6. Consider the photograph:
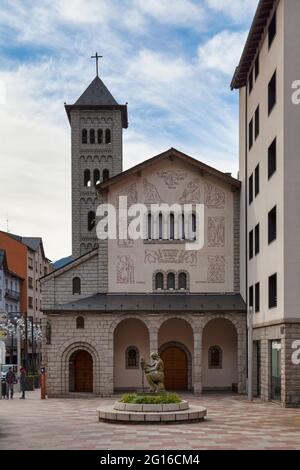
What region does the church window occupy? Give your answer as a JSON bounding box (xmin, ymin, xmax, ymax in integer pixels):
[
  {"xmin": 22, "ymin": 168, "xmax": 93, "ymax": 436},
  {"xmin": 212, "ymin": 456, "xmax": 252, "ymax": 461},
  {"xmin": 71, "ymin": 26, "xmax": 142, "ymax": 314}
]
[
  {"xmin": 147, "ymin": 213, "xmax": 152, "ymax": 239},
  {"xmin": 158, "ymin": 213, "xmax": 163, "ymax": 240},
  {"xmin": 126, "ymin": 346, "xmax": 139, "ymax": 369},
  {"xmin": 76, "ymin": 316, "xmax": 84, "ymax": 329},
  {"xmin": 84, "ymin": 169, "xmax": 91, "ymax": 187},
  {"xmin": 169, "ymin": 213, "xmax": 175, "ymax": 240},
  {"xmin": 189, "ymin": 213, "xmax": 196, "ymax": 240},
  {"xmin": 72, "ymin": 277, "xmax": 81, "ymax": 295},
  {"xmin": 93, "ymin": 169, "xmax": 100, "ymax": 186},
  {"xmin": 167, "ymin": 272, "xmax": 175, "ymax": 290},
  {"xmin": 103, "ymin": 169, "xmax": 110, "ymax": 181},
  {"xmin": 90, "ymin": 129, "xmax": 95, "ymax": 144},
  {"xmin": 155, "ymin": 272, "xmax": 164, "ymax": 290},
  {"xmin": 181, "ymin": 214, "xmax": 185, "ymax": 239},
  {"xmin": 178, "ymin": 272, "xmax": 187, "ymax": 290},
  {"xmin": 208, "ymin": 346, "xmax": 222, "ymax": 369},
  {"xmin": 82, "ymin": 129, "xmax": 87, "ymax": 144},
  {"xmin": 97, "ymin": 129, "xmax": 103, "ymax": 144},
  {"xmin": 105, "ymin": 129, "xmax": 111, "ymax": 144},
  {"xmin": 88, "ymin": 211, "xmax": 96, "ymax": 231}
]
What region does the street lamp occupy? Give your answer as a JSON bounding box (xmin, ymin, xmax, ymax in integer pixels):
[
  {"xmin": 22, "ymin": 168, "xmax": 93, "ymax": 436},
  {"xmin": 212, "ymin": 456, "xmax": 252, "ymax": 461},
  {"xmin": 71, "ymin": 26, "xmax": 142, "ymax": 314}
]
[{"xmin": 247, "ymin": 305, "xmax": 254, "ymax": 401}]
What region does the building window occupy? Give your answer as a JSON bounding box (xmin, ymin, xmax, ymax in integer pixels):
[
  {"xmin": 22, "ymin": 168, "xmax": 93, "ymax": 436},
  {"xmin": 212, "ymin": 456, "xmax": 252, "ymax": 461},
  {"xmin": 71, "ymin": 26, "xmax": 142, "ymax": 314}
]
[
  {"xmin": 268, "ymin": 138, "xmax": 277, "ymax": 179},
  {"xmin": 255, "ymin": 282, "xmax": 260, "ymax": 313},
  {"xmin": 89, "ymin": 129, "xmax": 95, "ymax": 144},
  {"xmin": 255, "ymin": 55, "xmax": 259, "ymax": 80},
  {"xmin": 249, "ymin": 69, "xmax": 253, "ymax": 94},
  {"xmin": 84, "ymin": 169, "xmax": 91, "ymax": 187},
  {"xmin": 268, "ymin": 10, "xmax": 276, "ymax": 49},
  {"xmin": 268, "ymin": 206, "xmax": 277, "ymax": 244},
  {"xmin": 249, "ymin": 230, "xmax": 254, "ymax": 260},
  {"xmin": 255, "ymin": 106, "xmax": 260, "ymax": 139},
  {"xmin": 72, "ymin": 277, "xmax": 81, "ymax": 295},
  {"xmin": 44, "ymin": 266, "xmax": 48, "ymax": 276},
  {"xmin": 249, "ymin": 118, "xmax": 253, "ymax": 149},
  {"xmin": 105, "ymin": 129, "xmax": 111, "ymax": 144},
  {"xmin": 76, "ymin": 316, "xmax": 84, "ymax": 329},
  {"xmin": 147, "ymin": 213, "xmax": 152, "ymax": 240},
  {"xmin": 255, "ymin": 223, "xmax": 260, "ymax": 255},
  {"xmin": 255, "ymin": 164, "xmax": 259, "ymax": 197},
  {"xmin": 82, "ymin": 129, "xmax": 87, "ymax": 144},
  {"xmin": 167, "ymin": 272, "xmax": 175, "ymax": 290},
  {"xmin": 158, "ymin": 213, "xmax": 163, "ymax": 240},
  {"xmin": 169, "ymin": 213, "xmax": 175, "ymax": 240},
  {"xmin": 97, "ymin": 129, "xmax": 103, "ymax": 144},
  {"xmin": 178, "ymin": 272, "xmax": 187, "ymax": 290},
  {"xmin": 28, "ymin": 257, "xmax": 33, "ymax": 269},
  {"xmin": 208, "ymin": 346, "xmax": 222, "ymax": 369},
  {"xmin": 269, "ymin": 273, "xmax": 277, "ymax": 309},
  {"xmin": 88, "ymin": 211, "xmax": 96, "ymax": 231},
  {"xmin": 102, "ymin": 169, "xmax": 110, "ymax": 181},
  {"xmin": 28, "ymin": 277, "xmax": 33, "ymax": 289},
  {"xmin": 268, "ymin": 71, "xmax": 276, "ymax": 114},
  {"xmin": 155, "ymin": 272, "xmax": 164, "ymax": 290},
  {"xmin": 249, "ymin": 174, "xmax": 253, "ymax": 205},
  {"xmin": 93, "ymin": 169, "xmax": 100, "ymax": 186},
  {"xmin": 191, "ymin": 213, "xmax": 196, "ymax": 240},
  {"xmin": 28, "ymin": 296, "xmax": 33, "ymax": 309},
  {"xmin": 126, "ymin": 346, "xmax": 139, "ymax": 369},
  {"xmin": 249, "ymin": 285, "xmax": 254, "ymax": 308}
]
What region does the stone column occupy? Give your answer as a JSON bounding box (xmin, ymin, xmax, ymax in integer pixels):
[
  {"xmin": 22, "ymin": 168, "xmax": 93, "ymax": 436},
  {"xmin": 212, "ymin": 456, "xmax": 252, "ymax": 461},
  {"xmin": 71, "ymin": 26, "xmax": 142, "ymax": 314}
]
[
  {"xmin": 193, "ymin": 316, "xmax": 203, "ymax": 395},
  {"xmin": 237, "ymin": 316, "xmax": 247, "ymax": 394},
  {"xmin": 99, "ymin": 316, "xmax": 114, "ymax": 396}
]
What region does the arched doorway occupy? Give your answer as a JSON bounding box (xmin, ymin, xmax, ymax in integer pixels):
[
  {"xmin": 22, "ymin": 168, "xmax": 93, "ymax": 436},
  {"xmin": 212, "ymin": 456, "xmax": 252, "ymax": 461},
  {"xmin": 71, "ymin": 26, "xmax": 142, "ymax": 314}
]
[
  {"xmin": 202, "ymin": 318, "xmax": 238, "ymax": 391},
  {"xmin": 158, "ymin": 318, "xmax": 193, "ymax": 391},
  {"xmin": 161, "ymin": 345, "xmax": 188, "ymax": 390},
  {"xmin": 69, "ymin": 350, "xmax": 93, "ymax": 393}
]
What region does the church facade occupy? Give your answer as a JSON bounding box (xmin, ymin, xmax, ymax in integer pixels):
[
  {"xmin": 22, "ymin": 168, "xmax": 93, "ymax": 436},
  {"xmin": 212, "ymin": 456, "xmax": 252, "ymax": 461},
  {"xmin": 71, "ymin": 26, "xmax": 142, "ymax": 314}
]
[{"xmin": 41, "ymin": 76, "xmax": 247, "ymax": 397}]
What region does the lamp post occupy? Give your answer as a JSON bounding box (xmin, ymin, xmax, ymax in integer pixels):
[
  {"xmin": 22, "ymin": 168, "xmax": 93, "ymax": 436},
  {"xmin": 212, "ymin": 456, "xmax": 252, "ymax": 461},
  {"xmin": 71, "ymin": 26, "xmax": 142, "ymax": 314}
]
[{"xmin": 247, "ymin": 306, "xmax": 254, "ymax": 401}]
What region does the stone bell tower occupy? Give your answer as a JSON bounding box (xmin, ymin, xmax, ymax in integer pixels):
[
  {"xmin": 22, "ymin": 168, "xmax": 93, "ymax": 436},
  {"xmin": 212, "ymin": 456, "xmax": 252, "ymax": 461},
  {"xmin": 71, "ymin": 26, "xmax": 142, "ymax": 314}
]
[{"xmin": 65, "ymin": 62, "xmax": 128, "ymax": 258}]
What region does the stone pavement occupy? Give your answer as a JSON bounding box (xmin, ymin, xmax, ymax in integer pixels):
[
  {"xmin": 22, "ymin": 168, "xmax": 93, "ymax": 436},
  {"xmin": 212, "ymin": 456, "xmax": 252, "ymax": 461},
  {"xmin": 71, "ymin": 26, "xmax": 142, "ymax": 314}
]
[{"xmin": 1, "ymin": 391, "xmax": 300, "ymax": 450}]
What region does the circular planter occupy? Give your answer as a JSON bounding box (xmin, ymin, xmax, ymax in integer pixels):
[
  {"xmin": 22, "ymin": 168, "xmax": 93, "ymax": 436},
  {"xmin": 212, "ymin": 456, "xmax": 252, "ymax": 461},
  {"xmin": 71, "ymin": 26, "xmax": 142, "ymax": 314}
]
[{"xmin": 113, "ymin": 400, "xmax": 189, "ymax": 412}]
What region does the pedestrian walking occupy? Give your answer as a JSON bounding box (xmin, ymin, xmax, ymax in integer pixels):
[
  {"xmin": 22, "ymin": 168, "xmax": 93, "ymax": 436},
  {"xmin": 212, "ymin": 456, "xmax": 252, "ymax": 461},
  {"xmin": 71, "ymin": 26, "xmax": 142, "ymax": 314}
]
[
  {"xmin": 5, "ymin": 367, "xmax": 15, "ymax": 399},
  {"xmin": 19, "ymin": 367, "xmax": 26, "ymax": 399}
]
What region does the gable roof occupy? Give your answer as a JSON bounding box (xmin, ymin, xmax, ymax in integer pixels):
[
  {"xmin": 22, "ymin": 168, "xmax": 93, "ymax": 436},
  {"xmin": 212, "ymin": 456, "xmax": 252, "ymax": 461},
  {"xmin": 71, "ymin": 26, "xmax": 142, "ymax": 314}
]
[
  {"xmin": 97, "ymin": 147, "xmax": 241, "ymax": 191},
  {"xmin": 231, "ymin": 0, "xmax": 277, "ymax": 89},
  {"xmin": 65, "ymin": 75, "xmax": 128, "ymax": 128},
  {"xmin": 1, "ymin": 232, "xmax": 47, "ymax": 259}
]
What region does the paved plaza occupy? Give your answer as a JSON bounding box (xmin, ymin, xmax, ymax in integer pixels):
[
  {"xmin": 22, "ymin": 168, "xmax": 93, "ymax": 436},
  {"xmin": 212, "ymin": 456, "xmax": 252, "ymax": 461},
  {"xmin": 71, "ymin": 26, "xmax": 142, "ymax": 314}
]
[{"xmin": 1, "ymin": 391, "xmax": 300, "ymax": 450}]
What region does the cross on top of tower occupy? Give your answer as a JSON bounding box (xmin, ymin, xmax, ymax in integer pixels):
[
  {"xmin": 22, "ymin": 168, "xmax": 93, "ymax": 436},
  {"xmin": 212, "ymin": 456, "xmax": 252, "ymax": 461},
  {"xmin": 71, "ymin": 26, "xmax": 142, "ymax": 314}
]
[{"xmin": 91, "ymin": 52, "xmax": 103, "ymax": 77}]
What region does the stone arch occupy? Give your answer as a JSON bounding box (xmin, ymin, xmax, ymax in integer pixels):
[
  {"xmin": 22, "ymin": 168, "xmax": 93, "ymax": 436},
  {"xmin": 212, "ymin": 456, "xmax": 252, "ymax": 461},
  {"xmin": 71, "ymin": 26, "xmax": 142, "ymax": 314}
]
[
  {"xmin": 159, "ymin": 341, "xmax": 193, "ymax": 390},
  {"xmin": 113, "ymin": 317, "xmax": 150, "ymax": 391},
  {"xmin": 202, "ymin": 316, "xmax": 238, "ymax": 391},
  {"xmin": 60, "ymin": 340, "xmax": 100, "ymax": 395}
]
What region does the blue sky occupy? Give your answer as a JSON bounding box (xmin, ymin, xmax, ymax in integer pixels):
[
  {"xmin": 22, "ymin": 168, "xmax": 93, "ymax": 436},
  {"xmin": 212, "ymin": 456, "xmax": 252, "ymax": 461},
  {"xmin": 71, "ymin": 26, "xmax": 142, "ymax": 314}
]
[{"xmin": 0, "ymin": 0, "xmax": 259, "ymax": 260}]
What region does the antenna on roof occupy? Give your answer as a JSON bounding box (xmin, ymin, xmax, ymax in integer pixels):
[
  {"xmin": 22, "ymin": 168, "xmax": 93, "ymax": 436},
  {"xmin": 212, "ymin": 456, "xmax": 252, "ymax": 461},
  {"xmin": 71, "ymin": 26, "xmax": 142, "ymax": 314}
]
[{"xmin": 6, "ymin": 213, "xmax": 10, "ymax": 233}]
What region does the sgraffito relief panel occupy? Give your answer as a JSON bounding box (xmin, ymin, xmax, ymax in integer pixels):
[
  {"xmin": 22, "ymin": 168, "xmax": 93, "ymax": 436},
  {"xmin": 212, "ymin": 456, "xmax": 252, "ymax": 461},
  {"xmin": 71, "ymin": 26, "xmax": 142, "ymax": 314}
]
[
  {"xmin": 107, "ymin": 158, "xmax": 235, "ymax": 293},
  {"xmin": 144, "ymin": 249, "xmax": 197, "ymax": 266},
  {"xmin": 208, "ymin": 217, "xmax": 225, "ymax": 247},
  {"xmin": 116, "ymin": 255, "xmax": 135, "ymax": 284}
]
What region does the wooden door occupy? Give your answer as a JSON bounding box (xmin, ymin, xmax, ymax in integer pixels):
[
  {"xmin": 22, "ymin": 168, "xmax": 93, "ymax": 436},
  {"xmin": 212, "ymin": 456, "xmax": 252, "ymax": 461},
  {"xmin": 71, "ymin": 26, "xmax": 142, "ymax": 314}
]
[
  {"xmin": 74, "ymin": 350, "xmax": 93, "ymax": 393},
  {"xmin": 161, "ymin": 347, "xmax": 188, "ymax": 390}
]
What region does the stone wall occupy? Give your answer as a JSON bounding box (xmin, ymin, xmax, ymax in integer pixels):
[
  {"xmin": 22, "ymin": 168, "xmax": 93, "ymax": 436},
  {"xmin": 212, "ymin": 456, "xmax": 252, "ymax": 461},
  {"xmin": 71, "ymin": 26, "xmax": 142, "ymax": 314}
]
[
  {"xmin": 42, "ymin": 311, "xmax": 247, "ymax": 397},
  {"xmin": 253, "ymin": 322, "xmax": 300, "ymax": 407}
]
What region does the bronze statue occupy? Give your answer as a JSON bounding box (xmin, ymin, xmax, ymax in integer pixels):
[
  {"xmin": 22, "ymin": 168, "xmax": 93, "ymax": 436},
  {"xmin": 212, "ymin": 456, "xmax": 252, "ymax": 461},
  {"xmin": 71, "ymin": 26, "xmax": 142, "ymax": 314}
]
[{"xmin": 141, "ymin": 352, "xmax": 165, "ymax": 392}]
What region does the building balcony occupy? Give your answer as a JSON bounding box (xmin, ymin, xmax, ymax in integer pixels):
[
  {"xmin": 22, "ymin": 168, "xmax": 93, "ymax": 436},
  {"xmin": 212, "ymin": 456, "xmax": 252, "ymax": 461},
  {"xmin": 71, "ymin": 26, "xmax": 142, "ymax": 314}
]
[{"xmin": 5, "ymin": 289, "xmax": 20, "ymax": 301}]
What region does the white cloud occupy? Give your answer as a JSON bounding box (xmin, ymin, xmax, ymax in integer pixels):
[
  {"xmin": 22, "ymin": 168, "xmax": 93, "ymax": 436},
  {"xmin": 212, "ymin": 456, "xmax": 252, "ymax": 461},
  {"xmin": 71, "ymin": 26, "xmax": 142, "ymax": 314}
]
[
  {"xmin": 135, "ymin": 0, "xmax": 205, "ymax": 28},
  {"xmin": 198, "ymin": 30, "xmax": 247, "ymax": 75},
  {"xmin": 206, "ymin": 0, "xmax": 259, "ymax": 22}
]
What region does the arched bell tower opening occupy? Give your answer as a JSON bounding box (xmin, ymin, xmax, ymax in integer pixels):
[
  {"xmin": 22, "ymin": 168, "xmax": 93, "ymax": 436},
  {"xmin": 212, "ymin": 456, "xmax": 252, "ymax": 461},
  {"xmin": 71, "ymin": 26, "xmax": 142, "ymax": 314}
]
[{"xmin": 65, "ymin": 72, "xmax": 128, "ymax": 258}]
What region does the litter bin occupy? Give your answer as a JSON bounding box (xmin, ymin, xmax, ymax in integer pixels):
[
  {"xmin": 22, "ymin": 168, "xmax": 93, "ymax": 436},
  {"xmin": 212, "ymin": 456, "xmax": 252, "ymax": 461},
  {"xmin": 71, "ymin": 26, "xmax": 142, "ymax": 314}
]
[{"xmin": 1, "ymin": 380, "xmax": 6, "ymax": 399}]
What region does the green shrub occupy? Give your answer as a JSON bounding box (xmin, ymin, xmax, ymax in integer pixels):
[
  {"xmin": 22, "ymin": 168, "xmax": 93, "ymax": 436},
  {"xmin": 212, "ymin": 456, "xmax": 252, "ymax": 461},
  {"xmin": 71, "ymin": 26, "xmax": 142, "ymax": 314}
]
[{"xmin": 120, "ymin": 392, "xmax": 181, "ymax": 404}]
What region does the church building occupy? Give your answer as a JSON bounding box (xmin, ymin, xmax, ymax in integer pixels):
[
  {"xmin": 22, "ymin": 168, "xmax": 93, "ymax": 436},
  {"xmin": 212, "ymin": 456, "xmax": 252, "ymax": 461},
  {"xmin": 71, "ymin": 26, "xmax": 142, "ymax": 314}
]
[{"xmin": 41, "ymin": 73, "xmax": 247, "ymax": 397}]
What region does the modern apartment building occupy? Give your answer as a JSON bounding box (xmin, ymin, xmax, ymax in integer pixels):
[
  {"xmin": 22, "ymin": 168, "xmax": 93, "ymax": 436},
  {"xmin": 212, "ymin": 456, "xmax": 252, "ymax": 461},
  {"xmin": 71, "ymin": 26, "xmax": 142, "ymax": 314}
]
[{"xmin": 232, "ymin": 0, "xmax": 300, "ymax": 406}]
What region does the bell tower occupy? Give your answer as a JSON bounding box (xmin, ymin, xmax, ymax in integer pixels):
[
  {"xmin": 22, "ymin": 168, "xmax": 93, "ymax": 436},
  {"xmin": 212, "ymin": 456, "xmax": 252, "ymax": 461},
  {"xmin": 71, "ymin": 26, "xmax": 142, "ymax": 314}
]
[{"xmin": 65, "ymin": 61, "xmax": 128, "ymax": 258}]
